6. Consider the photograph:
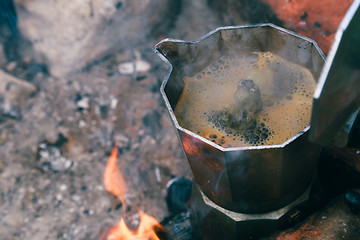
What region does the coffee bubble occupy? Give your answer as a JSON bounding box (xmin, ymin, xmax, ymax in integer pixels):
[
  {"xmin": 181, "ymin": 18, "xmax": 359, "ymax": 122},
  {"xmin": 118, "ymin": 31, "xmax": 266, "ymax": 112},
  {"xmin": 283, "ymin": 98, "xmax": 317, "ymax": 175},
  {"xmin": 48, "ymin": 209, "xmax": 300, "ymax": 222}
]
[{"xmin": 174, "ymin": 51, "xmax": 316, "ymax": 148}]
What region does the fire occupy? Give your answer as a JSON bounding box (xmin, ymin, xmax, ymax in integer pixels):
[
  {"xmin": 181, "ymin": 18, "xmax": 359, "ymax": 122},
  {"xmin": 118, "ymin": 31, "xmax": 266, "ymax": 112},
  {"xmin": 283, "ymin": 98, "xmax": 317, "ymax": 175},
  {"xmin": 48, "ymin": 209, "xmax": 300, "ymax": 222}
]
[
  {"xmin": 103, "ymin": 145, "xmax": 127, "ymax": 205},
  {"xmin": 103, "ymin": 145, "xmax": 163, "ymax": 240},
  {"xmin": 106, "ymin": 210, "xmax": 162, "ymax": 240}
]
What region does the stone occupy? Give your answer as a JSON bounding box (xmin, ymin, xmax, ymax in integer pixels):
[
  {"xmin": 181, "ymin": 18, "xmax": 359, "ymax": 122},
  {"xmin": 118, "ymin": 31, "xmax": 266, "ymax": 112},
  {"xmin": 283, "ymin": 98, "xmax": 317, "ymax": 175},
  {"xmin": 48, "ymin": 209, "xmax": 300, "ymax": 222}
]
[
  {"xmin": 118, "ymin": 60, "xmax": 151, "ymax": 75},
  {"xmin": 166, "ymin": 177, "xmax": 192, "ymax": 215},
  {"xmin": 118, "ymin": 50, "xmax": 151, "ymax": 75},
  {"xmin": 0, "ymin": 69, "xmax": 36, "ymax": 105},
  {"xmin": 76, "ymin": 95, "xmax": 90, "ymax": 111},
  {"xmin": 5, "ymin": 61, "xmax": 16, "ymax": 72},
  {"xmin": 0, "ymin": 130, "xmax": 8, "ymax": 144},
  {"xmin": 0, "ymin": 102, "xmax": 22, "ymax": 120},
  {"xmin": 114, "ymin": 133, "xmax": 130, "ymax": 153},
  {"xmin": 14, "ymin": 0, "xmax": 178, "ymax": 77},
  {"xmin": 36, "ymin": 135, "xmax": 73, "ymax": 173}
]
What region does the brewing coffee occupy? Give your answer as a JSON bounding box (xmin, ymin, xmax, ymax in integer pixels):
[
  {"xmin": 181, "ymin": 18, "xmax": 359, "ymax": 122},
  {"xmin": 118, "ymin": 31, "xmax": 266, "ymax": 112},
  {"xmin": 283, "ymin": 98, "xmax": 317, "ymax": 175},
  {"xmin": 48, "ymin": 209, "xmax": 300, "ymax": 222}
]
[{"xmin": 174, "ymin": 51, "xmax": 316, "ymax": 147}]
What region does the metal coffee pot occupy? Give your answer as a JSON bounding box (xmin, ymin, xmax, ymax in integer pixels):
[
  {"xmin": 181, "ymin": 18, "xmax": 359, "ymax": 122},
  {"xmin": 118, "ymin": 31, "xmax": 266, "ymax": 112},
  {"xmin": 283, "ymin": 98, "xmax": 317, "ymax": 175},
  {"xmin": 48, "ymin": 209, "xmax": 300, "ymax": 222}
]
[
  {"xmin": 156, "ymin": 24, "xmax": 324, "ymax": 213},
  {"xmin": 155, "ymin": 3, "xmax": 360, "ymax": 237}
]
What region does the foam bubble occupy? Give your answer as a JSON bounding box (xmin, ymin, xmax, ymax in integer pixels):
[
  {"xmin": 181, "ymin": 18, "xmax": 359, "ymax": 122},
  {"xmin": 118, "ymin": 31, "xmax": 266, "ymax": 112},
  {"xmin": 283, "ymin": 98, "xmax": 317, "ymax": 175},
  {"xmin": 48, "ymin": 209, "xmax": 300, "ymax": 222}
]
[{"xmin": 175, "ymin": 51, "xmax": 316, "ymax": 147}]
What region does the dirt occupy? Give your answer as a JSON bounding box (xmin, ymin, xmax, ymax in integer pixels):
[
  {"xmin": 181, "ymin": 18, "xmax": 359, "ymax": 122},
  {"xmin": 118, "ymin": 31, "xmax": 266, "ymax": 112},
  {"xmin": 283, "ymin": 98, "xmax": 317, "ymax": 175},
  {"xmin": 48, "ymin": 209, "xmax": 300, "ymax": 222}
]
[
  {"xmin": 0, "ymin": 1, "xmax": 358, "ymax": 239},
  {"xmin": 0, "ymin": 1, "xmax": 222, "ymax": 239}
]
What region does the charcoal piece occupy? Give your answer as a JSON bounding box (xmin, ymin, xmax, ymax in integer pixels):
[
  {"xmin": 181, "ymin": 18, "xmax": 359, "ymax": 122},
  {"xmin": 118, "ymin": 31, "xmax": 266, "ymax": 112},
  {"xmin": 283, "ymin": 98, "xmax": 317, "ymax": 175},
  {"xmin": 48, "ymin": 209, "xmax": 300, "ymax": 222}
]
[
  {"xmin": 135, "ymin": 75, "xmax": 147, "ymax": 81},
  {"xmin": 115, "ymin": 1, "xmax": 122, "ymax": 9},
  {"xmin": 159, "ymin": 211, "xmax": 192, "ymax": 240},
  {"xmin": 166, "ymin": 177, "xmax": 192, "ymax": 215},
  {"xmin": 142, "ymin": 110, "xmax": 162, "ymax": 138},
  {"xmin": 345, "ymin": 189, "xmax": 360, "ymax": 213},
  {"xmin": 99, "ymin": 104, "xmax": 109, "ymax": 119}
]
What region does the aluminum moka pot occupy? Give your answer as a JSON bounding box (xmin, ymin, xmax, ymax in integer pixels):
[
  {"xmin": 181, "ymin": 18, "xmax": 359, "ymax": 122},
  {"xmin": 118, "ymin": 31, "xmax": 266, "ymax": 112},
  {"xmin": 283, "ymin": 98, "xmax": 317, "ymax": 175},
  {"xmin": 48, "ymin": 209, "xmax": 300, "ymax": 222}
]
[{"xmin": 155, "ymin": 24, "xmax": 325, "ymax": 214}]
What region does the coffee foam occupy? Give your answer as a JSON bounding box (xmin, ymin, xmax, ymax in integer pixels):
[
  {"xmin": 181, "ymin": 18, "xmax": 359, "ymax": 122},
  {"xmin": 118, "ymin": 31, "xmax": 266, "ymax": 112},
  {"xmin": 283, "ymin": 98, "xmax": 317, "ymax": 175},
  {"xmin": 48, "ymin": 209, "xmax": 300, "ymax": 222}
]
[{"xmin": 175, "ymin": 52, "xmax": 315, "ymax": 148}]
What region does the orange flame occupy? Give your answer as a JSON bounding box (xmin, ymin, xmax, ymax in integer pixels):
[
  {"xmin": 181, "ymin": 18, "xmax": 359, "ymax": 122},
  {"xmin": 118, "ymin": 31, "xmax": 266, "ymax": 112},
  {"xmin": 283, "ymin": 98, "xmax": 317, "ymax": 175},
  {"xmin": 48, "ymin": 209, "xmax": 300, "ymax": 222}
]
[
  {"xmin": 103, "ymin": 145, "xmax": 164, "ymax": 240},
  {"xmin": 106, "ymin": 210, "xmax": 162, "ymax": 240},
  {"xmin": 103, "ymin": 145, "xmax": 127, "ymax": 205}
]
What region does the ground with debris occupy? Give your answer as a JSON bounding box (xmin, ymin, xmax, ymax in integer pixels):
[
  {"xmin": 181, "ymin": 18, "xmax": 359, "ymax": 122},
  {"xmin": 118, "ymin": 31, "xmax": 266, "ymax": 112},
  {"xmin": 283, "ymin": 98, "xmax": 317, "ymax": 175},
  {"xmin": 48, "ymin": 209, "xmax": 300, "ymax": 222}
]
[
  {"xmin": 0, "ymin": 1, "xmax": 221, "ymax": 239},
  {"xmin": 0, "ymin": 0, "xmax": 358, "ymax": 239}
]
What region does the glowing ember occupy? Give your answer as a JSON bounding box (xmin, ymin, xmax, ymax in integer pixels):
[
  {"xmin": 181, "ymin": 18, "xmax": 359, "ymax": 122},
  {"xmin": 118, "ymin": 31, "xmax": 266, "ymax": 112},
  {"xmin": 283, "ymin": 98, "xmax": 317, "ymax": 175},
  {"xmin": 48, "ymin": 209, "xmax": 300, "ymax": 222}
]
[
  {"xmin": 106, "ymin": 210, "xmax": 162, "ymax": 240},
  {"xmin": 103, "ymin": 145, "xmax": 164, "ymax": 240}
]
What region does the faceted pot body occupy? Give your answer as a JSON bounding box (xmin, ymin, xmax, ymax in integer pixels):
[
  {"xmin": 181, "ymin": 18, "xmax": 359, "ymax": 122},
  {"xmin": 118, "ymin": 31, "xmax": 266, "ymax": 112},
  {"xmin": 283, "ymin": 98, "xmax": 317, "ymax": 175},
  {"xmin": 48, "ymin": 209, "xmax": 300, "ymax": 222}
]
[{"xmin": 155, "ymin": 24, "xmax": 325, "ymax": 213}]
